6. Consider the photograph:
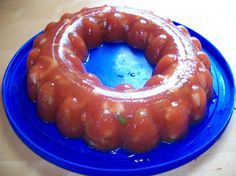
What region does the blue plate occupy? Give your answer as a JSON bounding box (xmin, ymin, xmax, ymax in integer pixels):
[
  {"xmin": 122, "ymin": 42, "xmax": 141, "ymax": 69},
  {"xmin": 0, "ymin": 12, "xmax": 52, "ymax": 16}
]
[{"xmin": 2, "ymin": 24, "xmax": 235, "ymax": 176}]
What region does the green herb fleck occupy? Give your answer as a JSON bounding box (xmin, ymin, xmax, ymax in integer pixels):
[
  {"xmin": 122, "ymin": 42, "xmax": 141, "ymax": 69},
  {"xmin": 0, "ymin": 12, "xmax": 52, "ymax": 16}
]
[{"xmin": 117, "ymin": 114, "xmax": 127, "ymax": 125}]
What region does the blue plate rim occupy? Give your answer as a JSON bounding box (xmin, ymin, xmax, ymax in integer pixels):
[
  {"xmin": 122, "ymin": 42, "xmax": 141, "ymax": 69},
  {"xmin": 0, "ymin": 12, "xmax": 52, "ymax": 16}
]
[{"xmin": 2, "ymin": 22, "xmax": 235, "ymax": 175}]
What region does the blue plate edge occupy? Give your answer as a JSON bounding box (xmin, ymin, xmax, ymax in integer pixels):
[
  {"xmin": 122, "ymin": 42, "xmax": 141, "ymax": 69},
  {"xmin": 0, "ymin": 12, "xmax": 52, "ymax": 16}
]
[{"xmin": 1, "ymin": 22, "xmax": 235, "ymax": 176}]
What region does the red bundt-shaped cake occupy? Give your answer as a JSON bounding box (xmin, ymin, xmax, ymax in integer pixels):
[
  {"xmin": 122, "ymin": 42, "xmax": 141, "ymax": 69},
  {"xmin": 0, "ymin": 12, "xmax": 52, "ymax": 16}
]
[{"xmin": 27, "ymin": 5, "xmax": 212, "ymax": 152}]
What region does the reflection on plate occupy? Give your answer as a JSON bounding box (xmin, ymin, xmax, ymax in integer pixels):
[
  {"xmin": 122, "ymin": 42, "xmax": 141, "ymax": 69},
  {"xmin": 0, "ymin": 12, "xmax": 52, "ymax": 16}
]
[{"xmin": 2, "ymin": 25, "xmax": 235, "ymax": 176}]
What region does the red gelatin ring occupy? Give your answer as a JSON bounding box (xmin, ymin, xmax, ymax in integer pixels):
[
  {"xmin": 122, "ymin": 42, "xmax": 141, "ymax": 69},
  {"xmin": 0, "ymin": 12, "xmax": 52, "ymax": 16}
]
[{"xmin": 27, "ymin": 5, "xmax": 213, "ymax": 152}]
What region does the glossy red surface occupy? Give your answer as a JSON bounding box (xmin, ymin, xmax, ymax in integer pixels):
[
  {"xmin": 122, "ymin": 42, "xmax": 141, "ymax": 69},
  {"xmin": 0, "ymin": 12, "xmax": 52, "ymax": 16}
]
[{"xmin": 27, "ymin": 5, "xmax": 212, "ymax": 152}]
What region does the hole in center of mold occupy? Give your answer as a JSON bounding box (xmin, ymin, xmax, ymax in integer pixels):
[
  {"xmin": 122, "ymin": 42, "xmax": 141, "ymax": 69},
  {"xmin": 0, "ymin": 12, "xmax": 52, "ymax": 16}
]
[{"xmin": 84, "ymin": 42, "xmax": 155, "ymax": 89}]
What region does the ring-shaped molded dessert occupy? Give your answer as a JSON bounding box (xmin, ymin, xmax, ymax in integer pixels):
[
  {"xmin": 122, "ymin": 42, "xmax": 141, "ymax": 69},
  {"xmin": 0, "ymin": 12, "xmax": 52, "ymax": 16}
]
[{"xmin": 27, "ymin": 5, "xmax": 212, "ymax": 152}]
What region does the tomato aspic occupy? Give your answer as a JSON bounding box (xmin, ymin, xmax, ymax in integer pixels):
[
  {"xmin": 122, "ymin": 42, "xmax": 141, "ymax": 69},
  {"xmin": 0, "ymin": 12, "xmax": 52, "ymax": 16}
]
[{"xmin": 27, "ymin": 5, "xmax": 212, "ymax": 152}]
